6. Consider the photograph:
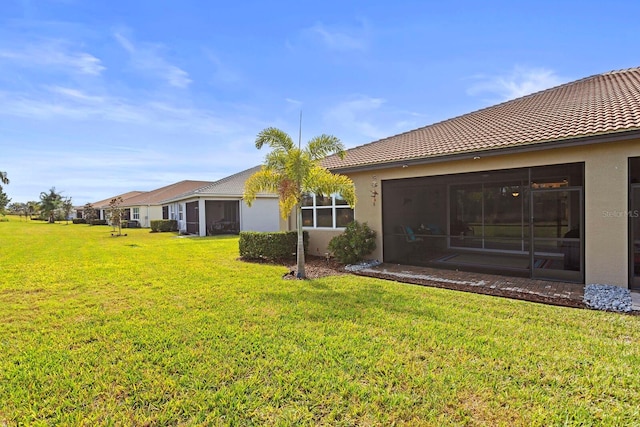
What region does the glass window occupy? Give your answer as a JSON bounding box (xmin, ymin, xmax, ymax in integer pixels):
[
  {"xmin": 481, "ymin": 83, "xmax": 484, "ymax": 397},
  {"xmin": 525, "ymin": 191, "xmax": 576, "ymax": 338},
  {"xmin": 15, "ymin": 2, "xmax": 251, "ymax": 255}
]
[
  {"xmin": 336, "ymin": 207, "xmax": 354, "ymax": 227},
  {"xmin": 301, "ymin": 193, "xmax": 354, "ymax": 229},
  {"xmin": 301, "ymin": 194, "xmax": 314, "ymax": 207},
  {"xmin": 132, "ymin": 207, "xmax": 140, "ymax": 220}
]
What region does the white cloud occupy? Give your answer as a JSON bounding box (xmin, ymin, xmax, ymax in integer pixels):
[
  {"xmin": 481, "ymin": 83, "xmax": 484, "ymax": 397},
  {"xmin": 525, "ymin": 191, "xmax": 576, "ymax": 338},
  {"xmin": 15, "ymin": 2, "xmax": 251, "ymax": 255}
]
[
  {"xmin": 203, "ymin": 49, "xmax": 241, "ymax": 84},
  {"xmin": 322, "ymin": 95, "xmax": 430, "ymax": 146},
  {"xmin": 303, "ymin": 20, "xmax": 370, "ymax": 52},
  {"xmin": 324, "ymin": 95, "xmax": 387, "ymax": 141},
  {"xmin": 467, "ymin": 66, "xmax": 566, "ymax": 102},
  {"xmin": 0, "ymin": 41, "xmax": 105, "ymax": 75},
  {"xmin": 113, "ymin": 31, "xmax": 192, "ymax": 89}
]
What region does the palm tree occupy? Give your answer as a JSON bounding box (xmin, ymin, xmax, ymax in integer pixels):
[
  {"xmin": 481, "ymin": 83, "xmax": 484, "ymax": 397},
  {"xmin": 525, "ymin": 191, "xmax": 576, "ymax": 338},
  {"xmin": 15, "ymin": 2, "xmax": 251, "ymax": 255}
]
[
  {"xmin": 26, "ymin": 201, "xmax": 40, "ymax": 220},
  {"xmin": 244, "ymin": 127, "xmax": 356, "ymax": 279},
  {"xmin": 39, "ymin": 187, "xmax": 63, "ymax": 223}
]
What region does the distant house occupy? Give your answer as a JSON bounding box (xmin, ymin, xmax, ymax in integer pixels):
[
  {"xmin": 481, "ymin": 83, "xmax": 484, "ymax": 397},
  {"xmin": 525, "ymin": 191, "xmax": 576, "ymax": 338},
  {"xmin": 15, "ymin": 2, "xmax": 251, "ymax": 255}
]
[
  {"xmin": 161, "ymin": 166, "xmax": 283, "ymax": 236},
  {"xmin": 118, "ymin": 180, "xmax": 212, "ymax": 228},
  {"xmin": 310, "ymin": 67, "xmax": 640, "ymax": 290},
  {"xmin": 87, "ymin": 191, "xmax": 146, "ymax": 222}
]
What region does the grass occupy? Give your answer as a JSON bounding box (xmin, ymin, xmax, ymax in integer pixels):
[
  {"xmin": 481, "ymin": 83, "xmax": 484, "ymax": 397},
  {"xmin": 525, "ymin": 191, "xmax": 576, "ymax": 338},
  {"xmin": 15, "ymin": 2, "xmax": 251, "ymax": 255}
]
[{"xmin": 1, "ymin": 217, "xmax": 639, "ymax": 426}]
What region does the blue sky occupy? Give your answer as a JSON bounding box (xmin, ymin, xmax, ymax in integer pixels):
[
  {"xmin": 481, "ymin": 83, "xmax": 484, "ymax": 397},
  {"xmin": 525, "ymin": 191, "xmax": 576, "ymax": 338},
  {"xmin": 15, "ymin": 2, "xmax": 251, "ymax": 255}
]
[{"xmin": 1, "ymin": 0, "xmax": 638, "ymax": 205}]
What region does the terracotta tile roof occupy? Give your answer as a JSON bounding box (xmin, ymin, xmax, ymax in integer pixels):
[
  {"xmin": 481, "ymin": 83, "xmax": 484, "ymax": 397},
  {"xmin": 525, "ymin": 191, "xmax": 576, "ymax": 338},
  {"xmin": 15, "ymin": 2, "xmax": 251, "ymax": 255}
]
[
  {"xmin": 323, "ymin": 67, "xmax": 640, "ymax": 171},
  {"xmin": 122, "ymin": 180, "xmax": 213, "ymax": 206},
  {"xmin": 91, "ymin": 191, "xmax": 146, "ymax": 209}
]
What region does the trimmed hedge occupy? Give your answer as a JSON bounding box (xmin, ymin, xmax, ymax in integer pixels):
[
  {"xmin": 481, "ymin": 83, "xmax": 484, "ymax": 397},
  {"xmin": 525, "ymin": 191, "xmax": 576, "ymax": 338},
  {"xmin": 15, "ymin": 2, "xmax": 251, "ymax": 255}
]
[
  {"xmin": 150, "ymin": 219, "xmax": 178, "ymax": 232},
  {"xmin": 239, "ymin": 231, "xmax": 308, "ymax": 260},
  {"xmin": 73, "ymin": 218, "xmax": 87, "ymax": 224},
  {"xmin": 90, "ymin": 219, "xmax": 108, "ymax": 225}
]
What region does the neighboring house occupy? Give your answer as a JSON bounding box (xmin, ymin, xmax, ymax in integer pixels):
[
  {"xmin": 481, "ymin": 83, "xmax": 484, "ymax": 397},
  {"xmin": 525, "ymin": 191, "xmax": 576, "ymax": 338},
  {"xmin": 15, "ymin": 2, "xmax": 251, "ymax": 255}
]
[
  {"xmin": 161, "ymin": 166, "xmax": 283, "ymax": 236},
  {"xmin": 118, "ymin": 180, "xmax": 212, "ymax": 228},
  {"xmin": 315, "ymin": 67, "xmax": 640, "ymax": 290},
  {"xmin": 88, "ymin": 191, "xmax": 146, "ymax": 222}
]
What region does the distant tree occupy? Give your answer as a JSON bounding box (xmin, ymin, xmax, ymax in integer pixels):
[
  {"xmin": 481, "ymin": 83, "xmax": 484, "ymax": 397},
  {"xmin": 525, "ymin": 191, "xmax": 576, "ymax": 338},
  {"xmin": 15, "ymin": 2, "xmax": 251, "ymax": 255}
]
[
  {"xmin": 7, "ymin": 202, "xmax": 27, "ymax": 220},
  {"xmin": 0, "ymin": 171, "xmax": 9, "ymax": 217},
  {"xmin": 17, "ymin": 202, "xmax": 29, "ymax": 220},
  {"xmin": 83, "ymin": 203, "xmax": 98, "ymax": 224},
  {"xmin": 26, "ymin": 201, "xmax": 40, "ymax": 220},
  {"xmin": 62, "ymin": 197, "xmax": 74, "ymax": 224},
  {"xmin": 39, "ymin": 187, "xmax": 63, "ymax": 223},
  {"xmin": 243, "ymin": 127, "xmax": 356, "ymax": 279},
  {"xmin": 0, "ymin": 188, "xmax": 10, "ymax": 217},
  {"xmin": 107, "ymin": 196, "xmax": 124, "ymax": 236}
]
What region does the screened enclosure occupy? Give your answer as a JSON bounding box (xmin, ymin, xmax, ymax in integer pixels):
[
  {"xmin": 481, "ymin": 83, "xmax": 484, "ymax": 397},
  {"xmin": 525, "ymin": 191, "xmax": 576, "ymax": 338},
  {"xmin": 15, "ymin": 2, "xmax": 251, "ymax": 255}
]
[{"xmin": 382, "ymin": 163, "xmax": 584, "ymax": 282}]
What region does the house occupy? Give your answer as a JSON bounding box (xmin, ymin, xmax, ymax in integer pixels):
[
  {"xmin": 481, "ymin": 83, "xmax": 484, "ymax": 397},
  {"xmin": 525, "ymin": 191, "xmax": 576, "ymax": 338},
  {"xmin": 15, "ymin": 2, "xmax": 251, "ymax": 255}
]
[
  {"xmin": 161, "ymin": 166, "xmax": 284, "ymax": 236},
  {"xmin": 117, "ymin": 180, "xmax": 212, "ymax": 228},
  {"xmin": 312, "ymin": 67, "xmax": 640, "ymax": 290},
  {"xmin": 87, "ymin": 191, "xmax": 146, "ymax": 221}
]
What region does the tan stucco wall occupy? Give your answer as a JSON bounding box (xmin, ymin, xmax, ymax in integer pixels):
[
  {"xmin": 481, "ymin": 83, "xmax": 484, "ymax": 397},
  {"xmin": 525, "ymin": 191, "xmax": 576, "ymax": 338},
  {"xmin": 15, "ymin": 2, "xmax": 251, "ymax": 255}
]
[{"xmin": 308, "ymin": 138, "xmax": 640, "ymax": 287}]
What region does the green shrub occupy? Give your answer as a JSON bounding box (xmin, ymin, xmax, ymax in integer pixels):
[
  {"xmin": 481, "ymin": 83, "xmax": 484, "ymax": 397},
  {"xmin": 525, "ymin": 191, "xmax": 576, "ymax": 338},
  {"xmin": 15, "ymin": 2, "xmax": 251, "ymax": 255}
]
[
  {"xmin": 150, "ymin": 219, "xmax": 178, "ymax": 232},
  {"xmin": 73, "ymin": 218, "xmax": 87, "ymax": 224},
  {"xmin": 328, "ymin": 221, "xmax": 377, "ymax": 265},
  {"xmin": 239, "ymin": 231, "xmax": 308, "ymax": 260},
  {"xmin": 90, "ymin": 219, "xmax": 108, "ymax": 226}
]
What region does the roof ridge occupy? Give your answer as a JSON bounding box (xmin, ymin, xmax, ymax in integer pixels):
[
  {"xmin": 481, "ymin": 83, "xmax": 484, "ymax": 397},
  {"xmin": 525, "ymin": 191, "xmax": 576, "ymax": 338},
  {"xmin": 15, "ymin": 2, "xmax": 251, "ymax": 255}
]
[{"xmin": 196, "ymin": 165, "xmax": 262, "ymax": 191}]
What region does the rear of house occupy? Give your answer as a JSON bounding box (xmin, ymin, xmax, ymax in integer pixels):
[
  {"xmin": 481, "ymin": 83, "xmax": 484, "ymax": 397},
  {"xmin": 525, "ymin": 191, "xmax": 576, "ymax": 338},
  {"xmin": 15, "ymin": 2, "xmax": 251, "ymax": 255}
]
[
  {"xmin": 118, "ymin": 180, "xmax": 212, "ymax": 228},
  {"xmin": 314, "ymin": 67, "xmax": 640, "ymax": 290},
  {"xmin": 161, "ymin": 166, "xmax": 284, "ymax": 236}
]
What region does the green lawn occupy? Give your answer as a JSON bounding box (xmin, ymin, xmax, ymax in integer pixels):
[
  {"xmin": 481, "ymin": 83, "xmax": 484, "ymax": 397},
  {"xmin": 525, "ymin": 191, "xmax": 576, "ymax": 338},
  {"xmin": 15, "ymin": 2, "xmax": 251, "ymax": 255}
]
[{"xmin": 1, "ymin": 218, "xmax": 639, "ymax": 426}]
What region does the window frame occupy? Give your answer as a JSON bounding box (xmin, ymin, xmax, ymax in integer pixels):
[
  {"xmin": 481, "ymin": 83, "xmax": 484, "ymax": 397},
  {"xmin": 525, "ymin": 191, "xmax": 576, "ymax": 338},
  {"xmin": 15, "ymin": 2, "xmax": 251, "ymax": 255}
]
[
  {"xmin": 301, "ymin": 193, "xmax": 354, "ymax": 229},
  {"xmin": 132, "ymin": 207, "xmax": 140, "ymax": 220}
]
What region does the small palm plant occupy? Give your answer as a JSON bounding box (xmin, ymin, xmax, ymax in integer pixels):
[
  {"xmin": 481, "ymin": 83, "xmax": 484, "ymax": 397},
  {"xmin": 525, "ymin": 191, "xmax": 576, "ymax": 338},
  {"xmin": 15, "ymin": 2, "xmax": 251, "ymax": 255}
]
[{"xmin": 244, "ymin": 127, "xmax": 356, "ymax": 279}]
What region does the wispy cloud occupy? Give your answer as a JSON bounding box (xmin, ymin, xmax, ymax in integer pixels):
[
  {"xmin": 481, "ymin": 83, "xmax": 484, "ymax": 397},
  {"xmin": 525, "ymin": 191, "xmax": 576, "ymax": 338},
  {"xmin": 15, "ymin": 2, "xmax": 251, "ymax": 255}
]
[
  {"xmin": 203, "ymin": 49, "xmax": 241, "ymax": 84},
  {"xmin": 301, "ymin": 19, "xmax": 370, "ymax": 52},
  {"xmin": 325, "ymin": 95, "xmax": 385, "ymax": 139},
  {"xmin": 0, "ymin": 41, "xmax": 105, "ymax": 75},
  {"xmin": 467, "ymin": 66, "xmax": 566, "ymax": 102},
  {"xmin": 323, "ymin": 95, "xmax": 430, "ymax": 145},
  {"xmin": 113, "ymin": 31, "xmax": 192, "ymax": 88},
  {"xmin": 0, "ymin": 85, "xmax": 242, "ymax": 135}
]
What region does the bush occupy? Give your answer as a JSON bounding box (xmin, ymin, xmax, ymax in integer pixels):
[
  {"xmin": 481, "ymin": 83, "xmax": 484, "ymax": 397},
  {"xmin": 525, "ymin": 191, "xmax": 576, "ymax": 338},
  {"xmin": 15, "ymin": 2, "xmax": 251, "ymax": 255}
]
[
  {"xmin": 328, "ymin": 221, "xmax": 377, "ymax": 265},
  {"xmin": 90, "ymin": 219, "xmax": 108, "ymax": 226},
  {"xmin": 73, "ymin": 218, "xmax": 87, "ymax": 224},
  {"xmin": 239, "ymin": 231, "xmax": 308, "ymax": 260},
  {"xmin": 150, "ymin": 219, "xmax": 178, "ymax": 232}
]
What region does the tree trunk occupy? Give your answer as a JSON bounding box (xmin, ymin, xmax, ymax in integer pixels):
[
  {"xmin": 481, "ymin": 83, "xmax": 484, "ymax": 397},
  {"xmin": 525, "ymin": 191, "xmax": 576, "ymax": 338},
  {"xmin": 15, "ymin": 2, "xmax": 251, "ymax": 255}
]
[{"xmin": 296, "ymin": 204, "xmax": 306, "ymax": 279}]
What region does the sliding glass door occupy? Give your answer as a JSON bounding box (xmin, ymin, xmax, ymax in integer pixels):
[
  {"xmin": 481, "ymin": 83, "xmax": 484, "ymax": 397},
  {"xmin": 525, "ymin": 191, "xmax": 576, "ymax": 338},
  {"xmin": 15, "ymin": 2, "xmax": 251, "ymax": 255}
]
[{"xmin": 531, "ymin": 188, "xmax": 583, "ymax": 282}]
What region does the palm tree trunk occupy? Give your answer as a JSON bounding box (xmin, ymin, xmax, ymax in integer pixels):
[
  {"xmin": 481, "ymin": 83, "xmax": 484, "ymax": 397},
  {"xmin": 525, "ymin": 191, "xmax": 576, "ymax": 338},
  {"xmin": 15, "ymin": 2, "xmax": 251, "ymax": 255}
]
[{"xmin": 296, "ymin": 204, "xmax": 306, "ymax": 279}]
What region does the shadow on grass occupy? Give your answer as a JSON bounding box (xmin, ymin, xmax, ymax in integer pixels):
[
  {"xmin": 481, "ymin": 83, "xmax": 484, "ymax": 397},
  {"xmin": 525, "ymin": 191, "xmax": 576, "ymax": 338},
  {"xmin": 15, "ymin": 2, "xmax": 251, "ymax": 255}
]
[{"xmin": 261, "ymin": 277, "xmax": 445, "ymax": 323}]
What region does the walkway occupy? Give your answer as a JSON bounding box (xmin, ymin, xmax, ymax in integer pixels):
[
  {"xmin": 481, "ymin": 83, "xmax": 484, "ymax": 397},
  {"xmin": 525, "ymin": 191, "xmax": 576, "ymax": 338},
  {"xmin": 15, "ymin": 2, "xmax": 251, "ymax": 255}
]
[
  {"xmin": 354, "ymin": 263, "xmax": 587, "ymax": 308},
  {"xmin": 356, "ymin": 264, "xmax": 640, "ymax": 312}
]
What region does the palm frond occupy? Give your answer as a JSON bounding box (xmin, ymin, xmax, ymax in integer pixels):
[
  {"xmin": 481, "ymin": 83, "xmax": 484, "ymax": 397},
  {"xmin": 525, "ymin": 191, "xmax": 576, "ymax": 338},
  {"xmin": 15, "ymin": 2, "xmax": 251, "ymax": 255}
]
[
  {"xmin": 255, "ymin": 127, "xmax": 294, "ymax": 151},
  {"xmin": 306, "ymin": 134, "xmax": 345, "ymax": 161},
  {"xmin": 304, "ymin": 166, "xmax": 356, "ymax": 207},
  {"xmin": 243, "ymin": 168, "xmax": 281, "ymax": 206}
]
